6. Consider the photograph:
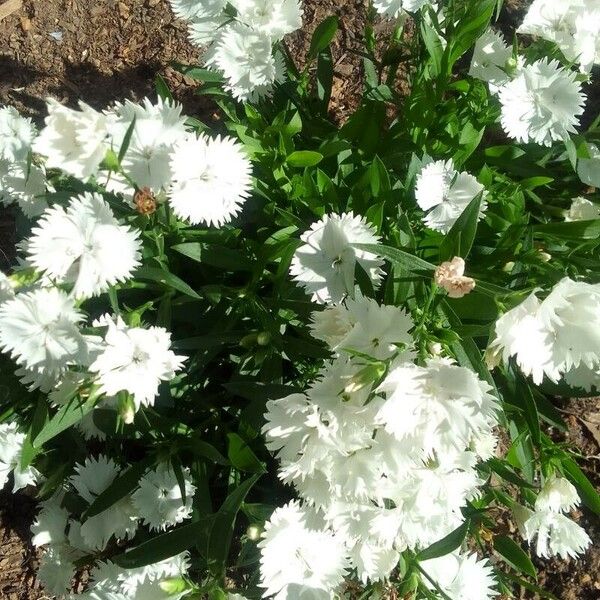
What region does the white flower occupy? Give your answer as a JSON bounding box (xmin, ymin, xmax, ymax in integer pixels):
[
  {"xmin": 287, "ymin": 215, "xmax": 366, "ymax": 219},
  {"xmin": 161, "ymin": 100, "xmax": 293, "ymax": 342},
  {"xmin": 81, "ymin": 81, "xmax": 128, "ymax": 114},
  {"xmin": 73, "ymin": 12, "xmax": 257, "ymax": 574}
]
[
  {"xmin": 498, "ymin": 58, "xmax": 585, "ymax": 147},
  {"xmin": 0, "ymin": 288, "xmax": 89, "ymax": 376},
  {"xmin": 132, "ymin": 463, "xmax": 195, "ymax": 531},
  {"xmin": 25, "ymin": 192, "xmax": 142, "ymax": 298},
  {"xmin": 89, "ymin": 552, "xmax": 190, "ymax": 599},
  {"xmin": 37, "ymin": 545, "xmax": 77, "ymax": 595},
  {"xmin": 31, "ymin": 494, "xmax": 69, "ymax": 547},
  {"xmin": 523, "ymin": 509, "xmax": 591, "ymax": 559},
  {"xmin": 33, "ymin": 99, "xmax": 110, "ymax": 179},
  {"xmin": 518, "ymin": 0, "xmax": 600, "ymax": 73},
  {"xmin": 70, "ymin": 455, "xmax": 138, "ymax": 550},
  {"xmin": 0, "ymin": 161, "xmax": 47, "ymax": 217},
  {"xmin": 415, "ymin": 159, "xmax": 487, "ymax": 234},
  {"xmin": 109, "ymin": 98, "xmax": 188, "ymax": 192},
  {"xmin": 577, "ymin": 142, "xmax": 600, "ymax": 188},
  {"xmin": 535, "ymin": 474, "xmax": 580, "ymax": 513},
  {"xmin": 373, "ymin": 0, "xmax": 429, "ymax": 19},
  {"xmin": 310, "ymin": 295, "xmax": 414, "ymax": 360},
  {"xmin": 565, "ymin": 197, "xmax": 600, "ymax": 221},
  {"xmin": 259, "ymin": 501, "xmax": 348, "ymax": 598},
  {"xmin": 230, "ymin": 0, "xmax": 303, "ymax": 41},
  {"xmin": 489, "ymin": 292, "xmax": 559, "ymax": 384},
  {"xmin": 205, "ymin": 24, "xmax": 286, "ymax": 101},
  {"xmin": 90, "ymin": 318, "xmax": 185, "ymax": 409},
  {"xmin": 0, "ymin": 422, "xmax": 38, "ymax": 492},
  {"xmin": 420, "ymin": 552, "xmax": 498, "ymax": 600},
  {"xmin": 0, "ymin": 105, "xmax": 36, "ymax": 162},
  {"xmin": 564, "ymin": 363, "xmax": 600, "ymax": 392},
  {"xmin": 168, "ymin": 133, "xmax": 252, "ymax": 226},
  {"xmin": 538, "ymin": 277, "xmax": 600, "ymax": 373},
  {"xmin": 376, "ymin": 358, "xmax": 499, "ymax": 456},
  {"xmin": 469, "ymin": 29, "xmax": 512, "ymax": 93},
  {"xmin": 290, "ymin": 213, "xmax": 384, "ymax": 304}
]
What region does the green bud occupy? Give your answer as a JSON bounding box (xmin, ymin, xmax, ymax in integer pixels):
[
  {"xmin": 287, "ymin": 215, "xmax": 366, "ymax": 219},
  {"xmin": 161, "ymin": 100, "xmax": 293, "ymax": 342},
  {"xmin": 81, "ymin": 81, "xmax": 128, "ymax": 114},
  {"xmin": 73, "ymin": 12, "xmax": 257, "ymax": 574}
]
[
  {"xmin": 257, "ymin": 331, "xmax": 271, "ymax": 346},
  {"xmin": 117, "ymin": 391, "xmax": 136, "ymax": 425},
  {"xmin": 240, "ymin": 333, "xmax": 258, "ymax": 349},
  {"xmin": 159, "ymin": 578, "xmax": 188, "ymax": 594}
]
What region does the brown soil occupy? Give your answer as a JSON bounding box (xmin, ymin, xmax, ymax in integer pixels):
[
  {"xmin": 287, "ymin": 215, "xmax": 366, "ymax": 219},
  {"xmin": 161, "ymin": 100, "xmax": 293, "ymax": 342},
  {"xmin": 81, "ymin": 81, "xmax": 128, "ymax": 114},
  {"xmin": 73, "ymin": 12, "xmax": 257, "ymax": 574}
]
[{"xmin": 0, "ymin": 1, "xmax": 599, "ymax": 599}]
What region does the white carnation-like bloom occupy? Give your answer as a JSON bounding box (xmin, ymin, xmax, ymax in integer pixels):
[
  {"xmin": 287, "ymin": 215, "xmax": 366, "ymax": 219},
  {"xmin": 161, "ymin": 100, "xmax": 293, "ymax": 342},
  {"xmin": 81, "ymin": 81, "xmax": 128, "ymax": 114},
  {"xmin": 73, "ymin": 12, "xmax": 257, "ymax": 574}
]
[
  {"xmin": 132, "ymin": 463, "xmax": 195, "ymax": 531},
  {"xmin": 70, "ymin": 455, "xmax": 138, "ymax": 550},
  {"xmin": 168, "ymin": 133, "xmax": 252, "ymax": 226},
  {"xmin": 564, "ymin": 363, "xmax": 600, "ymax": 392},
  {"xmin": 89, "ymin": 553, "xmax": 191, "ymax": 599},
  {"xmin": 376, "ymin": 358, "xmax": 499, "ymax": 456},
  {"xmin": 518, "ymin": 0, "xmax": 600, "ymax": 73},
  {"xmin": 230, "ymin": 0, "xmax": 303, "ymax": 41},
  {"xmin": 498, "ymin": 58, "xmax": 585, "ymax": 147},
  {"xmin": 0, "ymin": 105, "xmax": 36, "ymax": 162},
  {"xmin": 565, "ymin": 197, "xmax": 600, "ymax": 221},
  {"xmin": 538, "ymin": 277, "xmax": 600, "ymax": 373},
  {"xmin": 25, "ymin": 192, "xmax": 142, "ymax": 299},
  {"xmin": 310, "ymin": 295, "xmax": 414, "ymax": 360},
  {"xmin": 90, "ymin": 317, "xmax": 185, "ymax": 409},
  {"xmin": 373, "ymin": 0, "xmax": 429, "ymax": 19},
  {"xmin": 0, "ymin": 422, "xmax": 38, "ymax": 492},
  {"xmin": 0, "ymin": 288, "xmax": 89, "ymax": 376},
  {"xmin": 205, "ymin": 24, "xmax": 286, "ymax": 101},
  {"xmin": 523, "ymin": 509, "xmax": 591, "ymax": 559},
  {"xmin": 420, "ymin": 552, "xmax": 498, "ymax": 600},
  {"xmin": 31, "ymin": 494, "xmax": 69, "ymax": 547},
  {"xmin": 535, "ymin": 474, "xmax": 580, "ymax": 513},
  {"xmin": 290, "ymin": 213, "xmax": 384, "ymax": 304},
  {"xmin": 577, "ymin": 142, "xmax": 600, "ymax": 188},
  {"xmin": 33, "ymin": 99, "xmax": 110, "ymax": 179},
  {"xmin": 259, "ymin": 501, "xmax": 348, "ymax": 599},
  {"xmin": 37, "ymin": 545, "xmax": 78, "ymax": 596},
  {"xmin": 414, "ymin": 159, "xmax": 487, "ymax": 234},
  {"xmin": 0, "ymin": 161, "xmax": 47, "ymax": 217},
  {"xmin": 468, "ymin": 29, "xmax": 512, "ymax": 93},
  {"xmin": 489, "ymin": 292, "xmax": 559, "ymax": 384},
  {"xmin": 109, "ymin": 98, "xmax": 188, "ymax": 192}
]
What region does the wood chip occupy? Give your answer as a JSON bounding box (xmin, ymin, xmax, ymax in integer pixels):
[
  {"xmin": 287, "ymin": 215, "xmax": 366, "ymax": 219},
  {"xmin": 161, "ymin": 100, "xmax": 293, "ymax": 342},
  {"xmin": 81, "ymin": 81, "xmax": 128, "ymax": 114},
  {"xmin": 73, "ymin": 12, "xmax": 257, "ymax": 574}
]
[{"xmin": 0, "ymin": 0, "xmax": 22, "ymax": 21}]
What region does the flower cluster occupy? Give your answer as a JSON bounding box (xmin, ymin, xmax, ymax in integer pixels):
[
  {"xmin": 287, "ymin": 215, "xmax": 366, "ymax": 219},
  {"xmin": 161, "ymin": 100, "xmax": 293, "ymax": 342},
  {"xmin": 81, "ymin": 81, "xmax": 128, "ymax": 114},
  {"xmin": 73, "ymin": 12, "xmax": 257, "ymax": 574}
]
[
  {"xmin": 170, "ymin": 0, "xmax": 303, "ymax": 101},
  {"xmin": 31, "ymin": 455, "xmax": 195, "ymax": 597},
  {"xmin": 489, "ymin": 277, "xmax": 600, "ymax": 391},
  {"xmin": 469, "ymin": 26, "xmax": 586, "ymax": 147},
  {"xmin": 515, "ymin": 474, "xmax": 591, "ymax": 559}
]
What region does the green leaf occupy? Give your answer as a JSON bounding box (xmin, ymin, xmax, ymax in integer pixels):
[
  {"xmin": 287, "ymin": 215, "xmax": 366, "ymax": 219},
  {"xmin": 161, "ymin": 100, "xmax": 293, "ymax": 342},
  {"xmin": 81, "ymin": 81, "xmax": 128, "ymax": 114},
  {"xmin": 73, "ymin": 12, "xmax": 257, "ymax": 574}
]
[
  {"xmin": 33, "ymin": 394, "xmax": 98, "ymax": 448},
  {"xmin": 316, "ymin": 46, "xmax": 334, "ymax": 109},
  {"xmin": 172, "ymin": 243, "xmax": 253, "ymax": 271},
  {"xmin": 493, "ymin": 535, "xmax": 537, "ymax": 579},
  {"xmin": 561, "ymin": 457, "xmax": 600, "ymax": 515},
  {"xmin": 533, "ymin": 220, "xmax": 600, "ymax": 240},
  {"xmin": 227, "ymin": 433, "xmax": 266, "ymax": 473},
  {"xmin": 439, "ymin": 193, "xmax": 483, "ymax": 261},
  {"xmin": 83, "ymin": 457, "xmax": 155, "ymax": 519},
  {"xmin": 207, "ymin": 474, "xmax": 261, "ymax": 577},
  {"xmin": 417, "ymin": 520, "xmax": 470, "ymax": 561},
  {"xmin": 287, "ymin": 151, "xmax": 324, "ymax": 168},
  {"xmin": 487, "ymin": 458, "xmax": 535, "ymax": 489},
  {"xmin": 521, "ymin": 384, "xmax": 541, "ymax": 446},
  {"xmin": 113, "ymin": 516, "xmax": 215, "ymax": 569},
  {"xmin": 155, "ymin": 74, "xmax": 173, "ymax": 101},
  {"xmin": 118, "ymin": 116, "xmax": 137, "ymax": 164},
  {"xmin": 186, "ymin": 438, "xmax": 229, "ymax": 466},
  {"xmin": 135, "ymin": 266, "xmax": 201, "ymax": 300},
  {"xmin": 356, "ymin": 243, "xmax": 435, "ymax": 273},
  {"xmin": 173, "ymin": 64, "xmax": 224, "ymax": 82},
  {"xmin": 308, "ymin": 16, "xmax": 338, "ymax": 59}
]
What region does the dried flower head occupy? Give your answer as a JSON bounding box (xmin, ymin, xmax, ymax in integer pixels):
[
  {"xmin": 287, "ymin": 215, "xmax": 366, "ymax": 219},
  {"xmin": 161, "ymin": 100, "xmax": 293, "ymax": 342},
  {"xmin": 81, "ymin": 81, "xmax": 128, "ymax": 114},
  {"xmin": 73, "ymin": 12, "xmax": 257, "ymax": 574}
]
[{"xmin": 434, "ymin": 257, "xmax": 476, "ymax": 298}]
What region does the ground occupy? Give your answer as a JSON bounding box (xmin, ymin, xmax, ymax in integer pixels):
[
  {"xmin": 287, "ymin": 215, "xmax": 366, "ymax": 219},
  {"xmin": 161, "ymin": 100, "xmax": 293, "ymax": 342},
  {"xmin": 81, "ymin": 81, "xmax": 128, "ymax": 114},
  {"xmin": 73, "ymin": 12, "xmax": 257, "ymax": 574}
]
[{"xmin": 0, "ymin": 0, "xmax": 599, "ymax": 598}]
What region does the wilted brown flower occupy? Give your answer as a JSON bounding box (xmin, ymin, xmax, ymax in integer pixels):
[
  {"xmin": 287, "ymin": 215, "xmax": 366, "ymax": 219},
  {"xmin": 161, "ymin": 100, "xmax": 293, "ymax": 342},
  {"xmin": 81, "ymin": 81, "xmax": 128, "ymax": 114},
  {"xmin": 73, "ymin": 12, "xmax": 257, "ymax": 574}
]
[
  {"xmin": 133, "ymin": 187, "xmax": 157, "ymax": 216},
  {"xmin": 434, "ymin": 256, "xmax": 476, "ymax": 298}
]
